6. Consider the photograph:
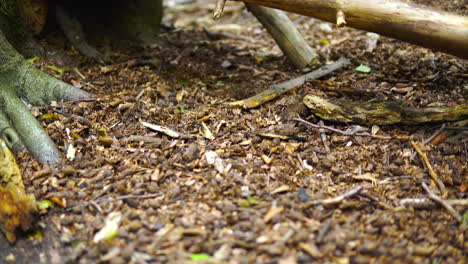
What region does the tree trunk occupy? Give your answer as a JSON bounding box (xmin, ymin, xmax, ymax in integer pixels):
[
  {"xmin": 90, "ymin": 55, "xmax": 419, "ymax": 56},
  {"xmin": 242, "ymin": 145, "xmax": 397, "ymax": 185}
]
[{"xmin": 239, "ymin": 0, "xmax": 468, "ymax": 59}]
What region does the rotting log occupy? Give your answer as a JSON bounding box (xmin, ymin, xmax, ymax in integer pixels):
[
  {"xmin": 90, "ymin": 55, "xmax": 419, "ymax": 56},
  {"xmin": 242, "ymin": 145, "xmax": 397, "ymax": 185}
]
[
  {"xmin": 238, "ymin": 0, "xmax": 468, "ymax": 59},
  {"xmin": 246, "ymin": 4, "xmax": 319, "ymax": 68},
  {"xmin": 304, "ymin": 95, "xmax": 468, "ymax": 125}
]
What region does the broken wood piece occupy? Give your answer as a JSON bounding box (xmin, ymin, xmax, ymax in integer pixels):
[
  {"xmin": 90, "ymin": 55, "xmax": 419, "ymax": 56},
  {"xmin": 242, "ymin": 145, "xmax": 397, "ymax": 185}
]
[
  {"xmin": 304, "ymin": 95, "xmax": 468, "ymax": 125},
  {"xmin": 240, "ymin": 0, "xmax": 468, "ymax": 59},
  {"xmin": 246, "ymin": 3, "xmax": 318, "ymax": 69},
  {"xmin": 263, "ymin": 205, "xmax": 284, "ymax": 223},
  {"xmin": 229, "ymin": 58, "xmax": 350, "ymax": 109},
  {"xmin": 411, "ymin": 141, "xmax": 447, "ymax": 197},
  {"xmin": 421, "ymin": 182, "xmax": 461, "ymax": 222},
  {"xmin": 141, "ymin": 121, "xmax": 182, "ymax": 138}
]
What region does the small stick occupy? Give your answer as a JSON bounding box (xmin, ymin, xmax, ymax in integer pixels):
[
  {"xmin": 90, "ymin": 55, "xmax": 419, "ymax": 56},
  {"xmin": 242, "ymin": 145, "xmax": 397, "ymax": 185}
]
[
  {"xmin": 421, "ymin": 182, "xmax": 461, "ymax": 222},
  {"xmin": 307, "ymin": 186, "xmax": 363, "ymax": 207},
  {"xmin": 400, "ymin": 197, "xmax": 468, "ymax": 209},
  {"xmin": 411, "ymin": 141, "xmax": 447, "ymax": 197},
  {"xmin": 294, "ymin": 116, "xmax": 395, "ymax": 140},
  {"xmin": 213, "ymin": 0, "xmax": 228, "ymax": 19}
]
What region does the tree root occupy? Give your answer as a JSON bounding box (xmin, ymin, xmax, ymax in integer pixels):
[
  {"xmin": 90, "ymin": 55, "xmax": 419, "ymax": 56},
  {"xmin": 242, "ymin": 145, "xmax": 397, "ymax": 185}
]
[{"xmin": 0, "ymin": 29, "xmax": 92, "ymax": 166}]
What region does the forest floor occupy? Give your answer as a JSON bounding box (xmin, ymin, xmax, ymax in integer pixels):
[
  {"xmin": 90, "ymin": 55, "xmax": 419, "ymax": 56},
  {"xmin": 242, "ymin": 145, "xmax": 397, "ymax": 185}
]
[{"xmin": 1, "ymin": 0, "xmax": 467, "ymax": 263}]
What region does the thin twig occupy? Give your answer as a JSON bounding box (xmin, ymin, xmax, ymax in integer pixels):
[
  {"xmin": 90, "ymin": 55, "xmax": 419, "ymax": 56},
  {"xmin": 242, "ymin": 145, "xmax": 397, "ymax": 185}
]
[
  {"xmin": 307, "ymin": 186, "xmax": 363, "ymax": 207},
  {"xmin": 411, "ymin": 141, "xmax": 447, "ymax": 197},
  {"xmin": 410, "ymin": 124, "xmax": 447, "ymax": 160},
  {"xmin": 423, "ymin": 124, "xmax": 446, "ymax": 145},
  {"xmin": 316, "ymin": 218, "xmax": 333, "ymax": 242},
  {"xmin": 400, "ymin": 197, "xmax": 468, "ymax": 209},
  {"xmin": 445, "ymin": 126, "xmax": 468, "ymax": 131},
  {"xmin": 421, "ymin": 182, "xmax": 461, "ymax": 222},
  {"xmin": 294, "ymin": 116, "xmax": 394, "ymax": 140}
]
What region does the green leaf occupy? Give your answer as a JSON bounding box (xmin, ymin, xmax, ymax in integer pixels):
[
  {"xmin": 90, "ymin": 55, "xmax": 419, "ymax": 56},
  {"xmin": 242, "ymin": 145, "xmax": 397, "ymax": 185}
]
[
  {"xmin": 190, "ymin": 253, "xmax": 211, "ymax": 261},
  {"xmin": 47, "ymin": 65, "xmax": 65, "ymax": 75},
  {"xmin": 37, "ymin": 200, "xmax": 54, "ymax": 210},
  {"xmin": 247, "ymin": 195, "xmax": 259, "ymax": 205},
  {"xmin": 355, "ymin": 64, "xmax": 371, "ymax": 73},
  {"xmin": 26, "ymin": 57, "xmax": 39, "ymax": 63}
]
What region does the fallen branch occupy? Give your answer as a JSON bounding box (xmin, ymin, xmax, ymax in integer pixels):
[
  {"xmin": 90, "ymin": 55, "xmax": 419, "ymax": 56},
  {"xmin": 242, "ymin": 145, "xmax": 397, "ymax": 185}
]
[
  {"xmin": 246, "ymin": 3, "xmax": 318, "ymax": 69},
  {"xmin": 303, "ymin": 95, "xmax": 468, "ymax": 125},
  {"xmin": 294, "ymin": 116, "xmax": 408, "ymax": 140},
  {"xmin": 239, "ymin": 0, "xmax": 468, "ymax": 59},
  {"xmin": 228, "ymin": 58, "xmax": 350, "ymax": 109},
  {"xmin": 400, "ymin": 197, "xmax": 468, "ymax": 209},
  {"xmin": 421, "ymin": 182, "xmax": 461, "ymax": 222}
]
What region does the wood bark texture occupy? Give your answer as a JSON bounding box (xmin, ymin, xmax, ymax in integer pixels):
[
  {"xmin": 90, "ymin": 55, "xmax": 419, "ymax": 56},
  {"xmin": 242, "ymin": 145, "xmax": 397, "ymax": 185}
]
[
  {"xmin": 304, "ymin": 95, "xmax": 468, "ymax": 125},
  {"xmin": 240, "ymin": 0, "xmax": 468, "ymax": 59},
  {"xmin": 247, "ymin": 3, "xmax": 318, "ymax": 68}
]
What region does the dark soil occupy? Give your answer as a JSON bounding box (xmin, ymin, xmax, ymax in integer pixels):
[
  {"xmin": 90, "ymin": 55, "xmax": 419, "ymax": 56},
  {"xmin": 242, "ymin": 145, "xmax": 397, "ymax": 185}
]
[{"xmin": 2, "ymin": 0, "xmax": 467, "ymax": 263}]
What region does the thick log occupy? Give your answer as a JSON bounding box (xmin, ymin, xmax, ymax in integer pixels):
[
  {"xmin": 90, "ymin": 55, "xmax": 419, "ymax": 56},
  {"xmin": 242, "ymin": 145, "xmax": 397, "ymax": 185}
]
[{"xmin": 239, "ymin": 0, "xmax": 468, "ymax": 59}]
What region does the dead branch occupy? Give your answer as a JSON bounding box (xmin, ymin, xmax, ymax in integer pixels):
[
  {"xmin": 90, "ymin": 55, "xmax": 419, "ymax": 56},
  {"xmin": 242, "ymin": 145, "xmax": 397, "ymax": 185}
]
[
  {"xmin": 228, "ymin": 58, "xmax": 350, "ymax": 109},
  {"xmin": 246, "ymin": 4, "xmax": 318, "ymax": 69},
  {"xmin": 239, "ymin": 0, "xmax": 468, "ymax": 59},
  {"xmin": 303, "ymin": 95, "xmax": 468, "ymax": 125},
  {"xmin": 400, "ymin": 197, "xmax": 468, "ymax": 209},
  {"xmin": 294, "ymin": 116, "xmax": 408, "ymax": 140}
]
